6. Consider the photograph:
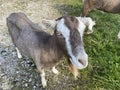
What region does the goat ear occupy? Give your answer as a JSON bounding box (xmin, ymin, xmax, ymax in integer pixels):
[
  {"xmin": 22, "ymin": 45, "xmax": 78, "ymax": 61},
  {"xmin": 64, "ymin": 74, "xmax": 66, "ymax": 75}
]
[{"xmin": 42, "ymin": 19, "xmax": 56, "ymax": 30}]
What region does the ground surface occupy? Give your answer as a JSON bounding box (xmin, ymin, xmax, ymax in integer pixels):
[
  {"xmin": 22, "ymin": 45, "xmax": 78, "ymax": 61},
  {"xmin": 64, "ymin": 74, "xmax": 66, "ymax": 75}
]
[{"xmin": 0, "ymin": 0, "xmax": 120, "ymax": 90}]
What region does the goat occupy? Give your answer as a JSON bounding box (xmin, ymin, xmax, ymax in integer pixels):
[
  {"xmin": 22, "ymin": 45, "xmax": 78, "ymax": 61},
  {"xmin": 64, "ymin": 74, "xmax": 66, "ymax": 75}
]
[
  {"xmin": 81, "ymin": 0, "xmax": 120, "ymax": 17},
  {"xmin": 7, "ymin": 13, "xmax": 88, "ymax": 87}
]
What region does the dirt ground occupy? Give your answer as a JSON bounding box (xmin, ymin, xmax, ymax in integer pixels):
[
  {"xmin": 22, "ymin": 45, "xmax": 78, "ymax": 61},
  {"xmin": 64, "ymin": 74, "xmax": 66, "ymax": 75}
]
[{"xmin": 0, "ymin": 0, "xmax": 86, "ymax": 90}]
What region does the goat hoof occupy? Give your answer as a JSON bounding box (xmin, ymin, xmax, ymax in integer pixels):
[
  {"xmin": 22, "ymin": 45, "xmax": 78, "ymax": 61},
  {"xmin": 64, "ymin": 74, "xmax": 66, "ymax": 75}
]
[
  {"xmin": 15, "ymin": 47, "xmax": 22, "ymax": 58},
  {"xmin": 42, "ymin": 79, "xmax": 47, "ymax": 88},
  {"xmin": 74, "ymin": 76, "xmax": 78, "ymax": 80},
  {"xmin": 74, "ymin": 73, "xmax": 79, "ymax": 80},
  {"xmin": 87, "ymin": 31, "xmax": 93, "ymax": 34},
  {"xmin": 42, "ymin": 82, "xmax": 47, "ymax": 88},
  {"xmin": 18, "ymin": 54, "xmax": 22, "ymax": 59},
  {"xmin": 52, "ymin": 67, "xmax": 59, "ymax": 75}
]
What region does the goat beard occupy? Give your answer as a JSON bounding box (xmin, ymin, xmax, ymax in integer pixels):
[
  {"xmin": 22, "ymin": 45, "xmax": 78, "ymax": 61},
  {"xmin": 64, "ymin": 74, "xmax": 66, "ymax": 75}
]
[{"xmin": 66, "ymin": 58, "xmax": 79, "ymax": 79}]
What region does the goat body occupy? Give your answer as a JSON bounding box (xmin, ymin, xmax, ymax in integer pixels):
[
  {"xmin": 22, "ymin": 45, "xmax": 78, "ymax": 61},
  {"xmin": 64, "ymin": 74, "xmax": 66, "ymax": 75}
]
[
  {"xmin": 81, "ymin": 0, "xmax": 120, "ymax": 16},
  {"xmin": 7, "ymin": 13, "xmax": 65, "ymax": 87},
  {"xmin": 7, "ymin": 13, "xmax": 63, "ymax": 68}
]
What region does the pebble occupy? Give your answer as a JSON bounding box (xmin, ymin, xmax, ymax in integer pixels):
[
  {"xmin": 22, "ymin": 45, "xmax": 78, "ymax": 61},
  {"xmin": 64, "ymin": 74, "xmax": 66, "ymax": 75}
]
[
  {"xmin": 16, "ymin": 71, "xmax": 19, "ymax": 74},
  {"xmin": 33, "ymin": 86, "xmax": 36, "ymax": 89},
  {"xmin": 24, "ymin": 83, "xmax": 28, "ymax": 87},
  {"xmin": 29, "ymin": 78, "xmax": 32, "ymax": 82},
  {"xmin": 0, "ymin": 73, "xmax": 5, "ymax": 77}
]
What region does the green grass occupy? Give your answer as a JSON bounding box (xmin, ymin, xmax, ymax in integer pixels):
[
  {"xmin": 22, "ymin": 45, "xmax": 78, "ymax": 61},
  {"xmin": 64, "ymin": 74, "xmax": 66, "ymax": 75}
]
[{"xmin": 56, "ymin": 0, "xmax": 120, "ymax": 89}]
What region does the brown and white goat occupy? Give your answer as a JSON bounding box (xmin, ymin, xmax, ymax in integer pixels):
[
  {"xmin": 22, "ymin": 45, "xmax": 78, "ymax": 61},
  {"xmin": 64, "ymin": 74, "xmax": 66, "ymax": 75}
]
[
  {"xmin": 7, "ymin": 13, "xmax": 88, "ymax": 87},
  {"xmin": 81, "ymin": 0, "xmax": 120, "ymax": 17}
]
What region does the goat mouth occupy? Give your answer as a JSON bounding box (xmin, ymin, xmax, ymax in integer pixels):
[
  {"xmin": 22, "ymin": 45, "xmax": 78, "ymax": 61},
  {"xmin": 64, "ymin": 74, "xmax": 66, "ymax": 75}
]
[{"xmin": 69, "ymin": 58, "xmax": 81, "ymax": 69}]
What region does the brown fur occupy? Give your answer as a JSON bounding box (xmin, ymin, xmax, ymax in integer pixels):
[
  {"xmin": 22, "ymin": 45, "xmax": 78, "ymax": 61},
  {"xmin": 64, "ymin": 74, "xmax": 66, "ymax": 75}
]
[
  {"xmin": 7, "ymin": 13, "xmax": 65, "ymax": 70},
  {"xmin": 67, "ymin": 58, "xmax": 78, "ymax": 79},
  {"xmin": 81, "ymin": 0, "xmax": 120, "ymax": 16}
]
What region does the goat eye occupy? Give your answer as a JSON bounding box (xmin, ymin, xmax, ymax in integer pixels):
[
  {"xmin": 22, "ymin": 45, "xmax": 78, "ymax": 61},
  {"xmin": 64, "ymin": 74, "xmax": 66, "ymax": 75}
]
[{"xmin": 57, "ymin": 32, "xmax": 62, "ymax": 36}]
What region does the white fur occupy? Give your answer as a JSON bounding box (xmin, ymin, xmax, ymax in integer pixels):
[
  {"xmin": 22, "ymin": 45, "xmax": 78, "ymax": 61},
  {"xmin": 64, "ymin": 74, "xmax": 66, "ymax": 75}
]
[
  {"xmin": 57, "ymin": 19, "xmax": 77, "ymax": 68},
  {"xmin": 76, "ymin": 17, "xmax": 88, "ymax": 69},
  {"xmin": 52, "ymin": 67, "xmax": 59, "ymax": 75},
  {"xmin": 76, "ymin": 17, "xmax": 86, "ymax": 40},
  {"xmin": 78, "ymin": 17, "xmax": 96, "ymax": 34},
  {"xmin": 40, "ymin": 70, "xmax": 47, "ymax": 87},
  {"xmin": 57, "ymin": 18, "xmax": 73, "ymax": 60},
  {"xmin": 15, "ymin": 47, "xmax": 22, "ymax": 58},
  {"xmin": 118, "ymin": 32, "xmax": 120, "ymax": 39}
]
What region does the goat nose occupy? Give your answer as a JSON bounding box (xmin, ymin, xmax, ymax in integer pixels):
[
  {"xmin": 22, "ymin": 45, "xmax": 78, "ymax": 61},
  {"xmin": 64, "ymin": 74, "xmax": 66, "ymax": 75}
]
[{"xmin": 78, "ymin": 59, "xmax": 84, "ymax": 65}]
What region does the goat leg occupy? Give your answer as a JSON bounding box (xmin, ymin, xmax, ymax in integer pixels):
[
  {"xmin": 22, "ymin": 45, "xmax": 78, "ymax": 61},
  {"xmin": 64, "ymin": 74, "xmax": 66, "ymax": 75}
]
[
  {"xmin": 35, "ymin": 61, "xmax": 47, "ymax": 87},
  {"xmin": 40, "ymin": 69, "xmax": 47, "ymax": 87},
  {"xmin": 52, "ymin": 66, "xmax": 59, "ymax": 75},
  {"xmin": 15, "ymin": 47, "xmax": 22, "ymax": 58}
]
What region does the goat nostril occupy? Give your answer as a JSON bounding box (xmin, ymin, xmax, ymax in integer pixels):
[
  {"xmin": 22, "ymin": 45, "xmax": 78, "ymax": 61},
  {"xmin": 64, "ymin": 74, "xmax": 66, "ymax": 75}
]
[{"xmin": 78, "ymin": 59, "xmax": 84, "ymax": 65}]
